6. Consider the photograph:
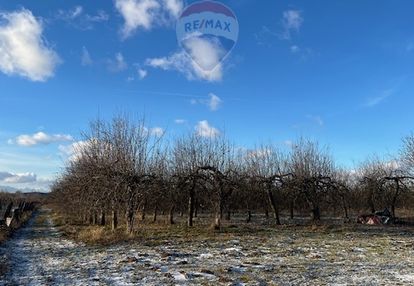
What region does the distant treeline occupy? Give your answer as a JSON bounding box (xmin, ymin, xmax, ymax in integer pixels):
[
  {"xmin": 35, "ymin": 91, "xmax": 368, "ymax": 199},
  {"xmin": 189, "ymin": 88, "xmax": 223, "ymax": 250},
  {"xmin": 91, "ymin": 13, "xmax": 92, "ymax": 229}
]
[{"xmin": 49, "ymin": 115, "xmax": 414, "ymax": 233}]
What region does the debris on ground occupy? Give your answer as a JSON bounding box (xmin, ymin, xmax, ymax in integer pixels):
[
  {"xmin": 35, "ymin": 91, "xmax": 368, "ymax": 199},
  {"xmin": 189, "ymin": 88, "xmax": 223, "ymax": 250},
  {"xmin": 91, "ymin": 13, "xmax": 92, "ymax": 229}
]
[{"xmin": 357, "ymin": 208, "xmax": 393, "ymax": 225}]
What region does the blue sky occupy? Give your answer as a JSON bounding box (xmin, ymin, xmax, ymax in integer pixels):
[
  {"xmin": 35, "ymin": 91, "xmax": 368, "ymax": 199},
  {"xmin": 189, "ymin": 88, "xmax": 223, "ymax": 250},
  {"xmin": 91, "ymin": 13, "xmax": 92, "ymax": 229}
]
[{"xmin": 0, "ymin": 0, "xmax": 414, "ymax": 190}]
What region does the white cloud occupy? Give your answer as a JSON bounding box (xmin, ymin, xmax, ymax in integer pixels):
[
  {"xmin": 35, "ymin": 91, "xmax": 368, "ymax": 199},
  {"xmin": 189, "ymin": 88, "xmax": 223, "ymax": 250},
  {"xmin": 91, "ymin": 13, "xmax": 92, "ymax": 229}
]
[
  {"xmin": 246, "ymin": 148, "xmax": 272, "ymax": 159},
  {"xmin": 58, "ymin": 143, "xmax": 75, "ymax": 156},
  {"xmin": 114, "ymin": 0, "xmax": 183, "ymax": 38},
  {"xmin": 81, "ymin": 46, "xmax": 93, "ymax": 66},
  {"xmin": 138, "ymin": 68, "xmax": 148, "ymax": 79},
  {"xmin": 58, "ymin": 140, "xmax": 89, "ymax": 161},
  {"xmin": 145, "ymin": 37, "xmax": 224, "ymax": 82},
  {"xmin": 115, "ymin": 0, "xmax": 161, "ymax": 38},
  {"xmin": 282, "ymin": 10, "xmax": 303, "ymax": 39},
  {"xmin": 0, "ymin": 9, "xmax": 60, "ymax": 81},
  {"xmin": 0, "ymin": 171, "xmax": 37, "ymax": 183},
  {"xmin": 195, "ymin": 120, "xmax": 220, "ymax": 138},
  {"xmin": 107, "ymin": 52, "xmax": 127, "ymax": 72},
  {"xmin": 290, "ymin": 45, "xmax": 300, "ymax": 53},
  {"xmin": 150, "ymin": 127, "xmax": 164, "ymax": 137},
  {"xmin": 0, "ymin": 177, "xmax": 53, "ymax": 191},
  {"xmin": 174, "ymin": 119, "xmax": 186, "ymax": 124},
  {"xmin": 163, "ymin": 0, "xmax": 183, "ymax": 18},
  {"xmin": 10, "ymin": 132, "xmax": 73, "ymax": 147},
  {"xmin": 183, "ymin": 37, "xmax": 225, "ymax": 73}
]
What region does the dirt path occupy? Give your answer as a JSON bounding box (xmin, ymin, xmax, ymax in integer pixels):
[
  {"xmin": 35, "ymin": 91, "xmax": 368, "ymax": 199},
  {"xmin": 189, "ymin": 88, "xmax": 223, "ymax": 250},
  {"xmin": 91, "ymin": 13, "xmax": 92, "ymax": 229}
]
[
  {"xmin": 1, "ymin": 210, "xmax": 414, "ymax": 285},
  {"xmin": 0, "ymin": 210, "xmax": 113, "ymax": 285}
]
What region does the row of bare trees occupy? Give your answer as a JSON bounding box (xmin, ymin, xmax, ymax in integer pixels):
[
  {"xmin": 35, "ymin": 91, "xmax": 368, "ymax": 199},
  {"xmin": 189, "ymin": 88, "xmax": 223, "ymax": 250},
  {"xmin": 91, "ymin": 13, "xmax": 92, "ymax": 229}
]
[{"xmin": 49, "ymin": 116, "xmax": 414, "ymax": 233}]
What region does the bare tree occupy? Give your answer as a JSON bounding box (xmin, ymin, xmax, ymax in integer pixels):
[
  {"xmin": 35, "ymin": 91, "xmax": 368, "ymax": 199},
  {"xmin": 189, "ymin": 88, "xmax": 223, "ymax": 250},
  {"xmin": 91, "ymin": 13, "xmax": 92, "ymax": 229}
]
[
  {"xmin": 245, "ymin": 145, "xmax": 289, "ymax": 225},
  {"xmin": 288, "ymin": 138, "xmax": 336, "ymax": 221}
]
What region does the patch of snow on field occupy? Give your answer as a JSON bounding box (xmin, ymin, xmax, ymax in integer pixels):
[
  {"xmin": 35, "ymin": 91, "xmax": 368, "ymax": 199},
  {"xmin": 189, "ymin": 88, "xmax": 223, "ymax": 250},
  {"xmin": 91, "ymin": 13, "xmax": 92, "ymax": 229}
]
[{"xmin": 1, "ymin": 210, "xmax": 414, "ymax": 285}]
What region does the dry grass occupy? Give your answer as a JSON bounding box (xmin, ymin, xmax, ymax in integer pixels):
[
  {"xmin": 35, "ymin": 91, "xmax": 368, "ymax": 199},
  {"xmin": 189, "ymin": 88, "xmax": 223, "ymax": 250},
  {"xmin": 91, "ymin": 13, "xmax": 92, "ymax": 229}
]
[{"xmin": 51, "ymin": 210, "xmax": 414, "ymax": 246}]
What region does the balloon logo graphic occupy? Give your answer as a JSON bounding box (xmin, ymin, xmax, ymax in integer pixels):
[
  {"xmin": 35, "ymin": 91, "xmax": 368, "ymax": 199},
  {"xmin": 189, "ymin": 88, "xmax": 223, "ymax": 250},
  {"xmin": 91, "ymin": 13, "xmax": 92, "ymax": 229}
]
[{"xmin": 176, "ymin": 1, "xmax": 239, "ymax": 72}]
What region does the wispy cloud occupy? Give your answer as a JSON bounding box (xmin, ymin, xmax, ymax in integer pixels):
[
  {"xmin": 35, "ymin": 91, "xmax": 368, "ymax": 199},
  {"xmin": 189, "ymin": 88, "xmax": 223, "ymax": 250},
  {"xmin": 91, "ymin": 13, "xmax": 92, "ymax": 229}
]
[
  {"xmin": 282, "ymin": 10, "xmax": 303, "ymax": 40},
  {"xmin": 255, "ymin": 10, "xmax": 305, "ymax": 51},
  {"xmin": 107, "ymin": 52, "xmax": 128, "ymax": 72},
  {"xmin": 81, "ymin": 46, "xmax": 93, "ymax": 66},
  {"xmin": 56, "ymin": 6, "xmax": 109, "ymax": 30},
  {"xmin": 138, "ymin": 68, "xmax": 148, "ymax": 79},
  {"xmin": 307, "ymin": 115, "xmax": 324, "ymax": 126},
  {"xmin": 364, "ymin": 89, "xmax": 393, "ymax": 107},
  {"xmin": 191, "ymin": 93, "xmax": 223, "ymax": 111},
  {"xmin": 255, "ymin": 26, "xmax": 278, "ymax": 46},
  {"xmin": 207, "ymin": 93, "xmax": 222, "ymax": 111},
  {"xmin": 290, "ymin": 45, "xmax": 300, "ymax": 53},
  {"xmin": 174, "ymin": 119, "xmax": 186, "ymax": 124}
]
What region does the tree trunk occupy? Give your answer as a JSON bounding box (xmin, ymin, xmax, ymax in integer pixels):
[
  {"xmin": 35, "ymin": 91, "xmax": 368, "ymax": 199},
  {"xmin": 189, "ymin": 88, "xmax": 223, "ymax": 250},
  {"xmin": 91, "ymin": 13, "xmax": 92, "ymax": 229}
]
[
  {"xmin": 92, "ymin": 214, "xmax": 95, "ymax": 225},
  {"xmin": 213, "ymin": 212, "xmax": 221, "ymax": 229},
  {"xmin": 391, "ymin": 181, "xmax": 400, "ymax": 218},
  {"xmin": 225, "ymin": 209, "xmax": 231, "ymax": 221},
  {"xmin": 342, "ymin": 197, "xmax": 349, "ymax": 219},
  {"xmin": 93, "ymin": 211, "xmax": 98, "ymax": 225},
  {"xmin": 369, "ymin": 188, "xmax": 375, "ymax": 213},
  {"xmin": 311, "ymin": 205, "xmax": 321, "ymax": 221},
  {"xmin": 126, "ymin": 208, "xmax": 134, "ymax": 234},
  {"xmin": 213, "ymin": 197, "xmax": 225, "ymax": 229},
  {"xmin": 246, "ymin": 210, "xmax": 252, "ymax": 223},
  {"xmin": 111, "ymin": 209, "xmax": 118, "ymax": 231},
  {"xmin": 267, "ymin": 188, "xmax": 281, "ymax": 225},
  {"xmin": 169, "ymin": 205, "xmax": 175, "ymax": 225},
  {"xmin": 289, "ymin": 200, "xmax": 294, "ymax": 219},
  {"xmin": 83, "ymin": 212, "xmax": 89, "ymax": 224},
  {"xmin": 141, "ymin": 203, "xmax": 146, "ymax": 221},
  {"xmin": 89, "ymin": 212, "xmax": 94, "ymax": 225},
  {"xmin": 100, "ymin": 210, "xmax": 106, "ymax": 226},
  {"xmin": 188, "ymin": 189, "xmax": 195, "ymax": 227},
  {"xmin": 153, "ymin": 207, "xmax": 158, "ymax": 222},
  {"xmin": 194, "ymin": 202, "xmax": 198, "ymax": 218}
]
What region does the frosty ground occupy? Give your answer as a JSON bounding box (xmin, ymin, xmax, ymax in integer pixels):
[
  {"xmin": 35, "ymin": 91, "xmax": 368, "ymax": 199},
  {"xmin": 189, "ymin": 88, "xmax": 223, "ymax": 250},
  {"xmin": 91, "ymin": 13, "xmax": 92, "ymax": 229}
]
[{"xmin": 1, "ymin": 210, "xmax": 414, "ymax": 285}]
